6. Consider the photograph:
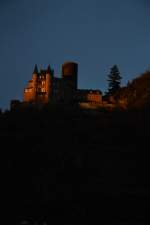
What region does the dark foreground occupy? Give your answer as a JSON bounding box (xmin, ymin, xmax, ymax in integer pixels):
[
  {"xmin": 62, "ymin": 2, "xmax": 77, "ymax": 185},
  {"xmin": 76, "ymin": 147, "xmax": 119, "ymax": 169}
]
[{"xmin": 1, "ymin": 105, "xmax": 150, "ymax": 225}]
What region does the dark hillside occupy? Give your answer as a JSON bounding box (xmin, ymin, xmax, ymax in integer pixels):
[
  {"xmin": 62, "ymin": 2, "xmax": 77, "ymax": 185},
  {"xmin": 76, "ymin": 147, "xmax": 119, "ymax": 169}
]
[
  {"xmin": 1, "ymin": 106, "xmax": 150, "ymax": 224},
  {"xmin": 115, "ymin": 71, "xmax": 150, "ymax": 109}
]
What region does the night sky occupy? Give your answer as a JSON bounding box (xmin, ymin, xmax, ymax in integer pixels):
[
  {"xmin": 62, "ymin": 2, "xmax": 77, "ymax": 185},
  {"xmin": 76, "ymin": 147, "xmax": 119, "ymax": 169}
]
[{"xmin": 0, "ymin": 0, "xmax": 150, "ymax": 109}]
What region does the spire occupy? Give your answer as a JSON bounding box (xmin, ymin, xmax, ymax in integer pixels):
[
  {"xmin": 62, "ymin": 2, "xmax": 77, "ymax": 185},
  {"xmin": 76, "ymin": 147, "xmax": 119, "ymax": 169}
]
[
  {"xmin": 46, "ymin": 64, "xmax": 51, "ymax": 74},
  {"xmin": 33, "ymin": 64, "xmax": 38, "ymax": 74}
]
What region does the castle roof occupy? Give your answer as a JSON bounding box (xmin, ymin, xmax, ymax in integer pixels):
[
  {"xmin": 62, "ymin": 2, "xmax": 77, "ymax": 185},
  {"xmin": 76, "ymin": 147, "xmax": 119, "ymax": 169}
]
[
  {"xmin": 77, "ymin": 89, "xmax": 102, "ymax": 94},
  {"xmin": 46, "ymin": 65, "xmax": 51, "ymax": 74},
  {"xmin": 33, "ymin": 64, "xmax": 38, "ymax": 74},
  {"xmin": 40, "ymin": 69, "xmax": 47, "ymax": 75}
]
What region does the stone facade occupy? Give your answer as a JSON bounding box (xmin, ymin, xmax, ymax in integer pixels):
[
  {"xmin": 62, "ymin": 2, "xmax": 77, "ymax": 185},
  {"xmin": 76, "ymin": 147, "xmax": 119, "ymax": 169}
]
[
  {"xmin": 75, "ymin": 89, "xmax": 102, "ymax": 103},
  {"xmin": 23, "ymin": 65, "xmax": 53, "ymax": 103}
]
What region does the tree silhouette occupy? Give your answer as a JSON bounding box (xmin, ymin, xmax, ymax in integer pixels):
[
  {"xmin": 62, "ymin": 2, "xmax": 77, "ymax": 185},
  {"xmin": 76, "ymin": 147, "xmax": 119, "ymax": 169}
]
[{"xmin": 107, "ymin": 65, "xmax": 122, "ymax": 95}]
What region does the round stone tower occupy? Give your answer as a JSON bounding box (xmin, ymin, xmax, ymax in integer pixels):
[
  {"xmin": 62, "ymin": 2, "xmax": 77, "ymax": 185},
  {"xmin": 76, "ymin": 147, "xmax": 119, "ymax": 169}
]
[{"xmin": 62, "ymin": 62, "xmax": 78, "ymax": 90}]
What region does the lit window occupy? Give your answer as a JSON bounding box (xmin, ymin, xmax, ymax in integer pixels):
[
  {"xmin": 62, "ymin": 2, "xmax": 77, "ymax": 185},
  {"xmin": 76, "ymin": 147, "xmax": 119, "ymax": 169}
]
[{"xmin": 25, "ymin": 89, "xmax": 32, "ymax": 93}]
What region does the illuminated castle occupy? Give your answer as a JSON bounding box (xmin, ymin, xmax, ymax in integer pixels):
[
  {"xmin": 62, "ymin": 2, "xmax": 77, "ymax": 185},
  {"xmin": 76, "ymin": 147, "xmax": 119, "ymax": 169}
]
[
  {"xmin": 22, "ymin": 61, "xmax": 102, "ymax": 106},
  {"xmin": 23, "ymin": 62, "xmax": 78, "ymax": 103}
]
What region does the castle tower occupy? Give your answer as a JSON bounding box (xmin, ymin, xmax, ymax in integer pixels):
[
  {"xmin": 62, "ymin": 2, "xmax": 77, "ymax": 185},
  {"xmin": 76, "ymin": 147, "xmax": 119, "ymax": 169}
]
[
  {"xmin": 23, "ymin": 64, "xmax": 38, "ymax": 102},
  {"xmin": 32, "ymin": 64, "xmax": 38, "ymax": 101},
  {"xmin": 45, "ymin": 65, "xmax": 53, "ymax": 102},
  {"xmin": 62, "ymin": 62, "xmax": 78, "ymax": 102},
  {"xmin": 62, "ymin": 62, "xmax": 78, "ymax": 90}
]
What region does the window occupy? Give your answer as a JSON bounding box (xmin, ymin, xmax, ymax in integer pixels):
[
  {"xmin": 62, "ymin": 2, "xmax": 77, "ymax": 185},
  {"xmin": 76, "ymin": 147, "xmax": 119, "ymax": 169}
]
[
  {"xmin": 41, "ymin": 88, "xmax": 45, "ymax": 92},
  {"xmin": 25, "ymin": 88, "xmax": 32, "ymax": 93}
]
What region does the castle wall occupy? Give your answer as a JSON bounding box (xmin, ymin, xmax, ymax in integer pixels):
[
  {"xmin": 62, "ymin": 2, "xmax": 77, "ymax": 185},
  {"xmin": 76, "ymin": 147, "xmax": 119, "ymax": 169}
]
[
  {"xmin": 75, "ymin": 89, "xmax": 102, "ymax": 103},
  {"xmin": 45, "ymin": 73, "xmax": 52, "ymax": 102},
  {"xmin": 36, "ymin": 75, "xmax": 47, "ymax": 103},
  {"xmin": 52, "ymin": 78, "xmax": 64, "ymax": 102},
  {"xmin": 23, "ymin": 74, "xmax": 37, "ymax": 102},
  {"xmin": 86, "ymin": 92, "xmax": 102, "ymax": 103},
  {"xmin": 23, "ymin": 87, "xmax": 35, "ymax": 102},
  {"xmin": 32, "ymin": 73, "xmax": 37, "ymax": 100}
]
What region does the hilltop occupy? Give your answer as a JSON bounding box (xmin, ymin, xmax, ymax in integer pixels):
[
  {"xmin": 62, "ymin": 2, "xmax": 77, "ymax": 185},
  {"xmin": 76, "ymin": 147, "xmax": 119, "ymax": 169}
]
[{"xmin": 113, "ymin": 70, "xmax": 150, "ymax": 110}]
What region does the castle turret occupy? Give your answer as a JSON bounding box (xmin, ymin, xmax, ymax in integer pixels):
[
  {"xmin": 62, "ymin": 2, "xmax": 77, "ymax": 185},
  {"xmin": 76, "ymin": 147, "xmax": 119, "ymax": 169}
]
[
  {"xmin": 45, "ymin": 65, "xmax": 53, "ymax": 102},
  {"xmin": 46, "ymin": 65, "xmax": 51, "ymax": 74},
  {"xmin": 23, "ymin": 64, "xmax": 38, "ymax": 102},
  {"xmin": 33, "ymin": 64, "xmax": 38, "ymax": 74},
  {"xmin": 32, "ymin": 64, "xmax": 38, "ymax": 101}
]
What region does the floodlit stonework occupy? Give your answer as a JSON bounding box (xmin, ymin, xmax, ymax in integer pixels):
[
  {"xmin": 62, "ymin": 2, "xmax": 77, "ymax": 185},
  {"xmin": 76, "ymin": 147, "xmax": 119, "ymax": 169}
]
[{"xmin": 23, "ymin": 62, "xmax": 103, "ymax": 105}]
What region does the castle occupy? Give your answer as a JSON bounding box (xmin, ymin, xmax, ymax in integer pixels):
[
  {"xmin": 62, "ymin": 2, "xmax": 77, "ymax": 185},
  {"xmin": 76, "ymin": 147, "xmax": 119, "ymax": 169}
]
[{"xmin": 23, "ymin": 62, "xmax": 102, "ymax": 106}]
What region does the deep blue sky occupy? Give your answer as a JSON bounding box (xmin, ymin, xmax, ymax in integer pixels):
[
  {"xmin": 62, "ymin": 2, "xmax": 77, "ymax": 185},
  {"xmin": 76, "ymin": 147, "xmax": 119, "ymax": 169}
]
[{"xmin": 0, "ymin": 0, "xmax": 150, "ymax": 109}]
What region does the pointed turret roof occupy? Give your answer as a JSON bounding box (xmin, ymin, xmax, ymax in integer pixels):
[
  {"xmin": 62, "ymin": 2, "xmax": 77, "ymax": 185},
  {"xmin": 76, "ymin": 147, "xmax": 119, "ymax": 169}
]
[
  {"xmin": 33, "ymin": 64, "xmax": 38, "ymax": 74},
  {"xmin": 46, "ymin": 64, "xmax": 51, "ymax": 74}
]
